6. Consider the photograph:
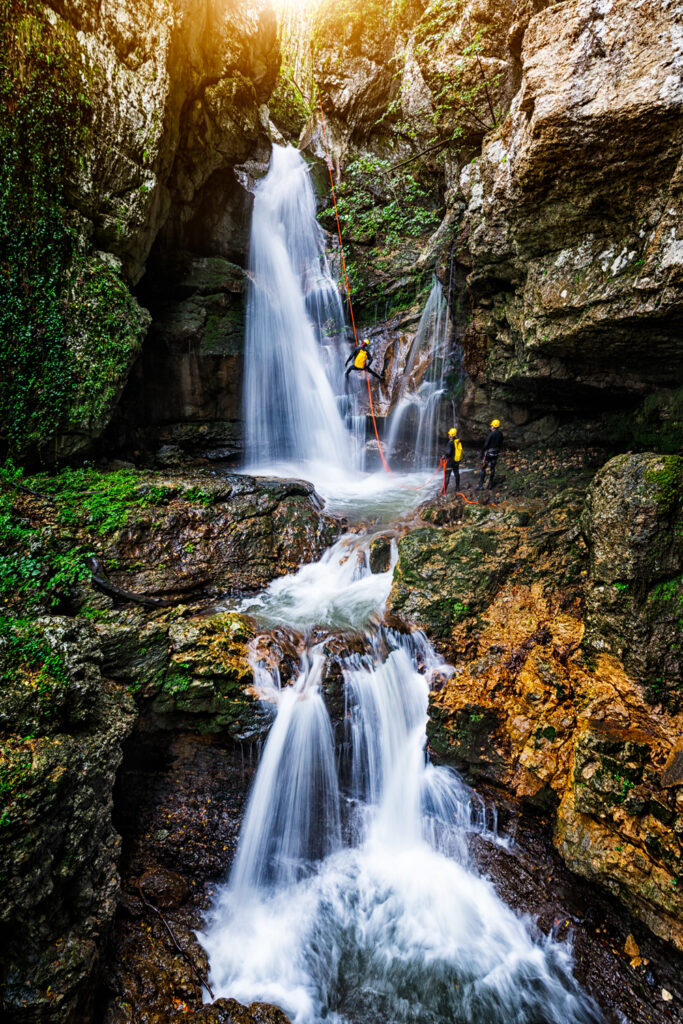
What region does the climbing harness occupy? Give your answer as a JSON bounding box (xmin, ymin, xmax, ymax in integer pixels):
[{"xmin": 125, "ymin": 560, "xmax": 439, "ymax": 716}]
[{"xmin": 318, "ymin": 91, "xmax": 492, "ymax": 503}]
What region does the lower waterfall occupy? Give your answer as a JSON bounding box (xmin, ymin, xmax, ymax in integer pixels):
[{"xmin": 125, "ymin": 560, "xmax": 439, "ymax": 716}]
[{"xmin": 200, "ymin": 537, "xmax": 603, "ymax": 1024}]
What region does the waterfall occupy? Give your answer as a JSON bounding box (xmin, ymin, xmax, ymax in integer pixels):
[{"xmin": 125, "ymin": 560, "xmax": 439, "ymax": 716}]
[
  {"xmin": 229, "ymin": 650, "xmax": 341, "ymax": 895},
  {"xmin": 243, "ymin": 144, "xmax": 355, "ymax": 470},
  {"xmin": 201, "ymin": 537, "xmax": 603, "ymax": 1024},
  {"xmin": 385, "ymin": 279, "xmax": 457, "ymax": 470}
]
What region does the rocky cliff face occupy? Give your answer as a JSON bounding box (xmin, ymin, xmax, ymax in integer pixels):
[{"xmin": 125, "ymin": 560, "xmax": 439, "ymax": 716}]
[
  {"xmin": 389, "ymin": 451, "xmax": 683, "ymax": 951},
  {"xmin": 2, "ymin": 0, "xmax": 279, "ymax": 464},
  {"xmin": 456, "ymin": 0, "xmax": 683, "ymax": 444}
]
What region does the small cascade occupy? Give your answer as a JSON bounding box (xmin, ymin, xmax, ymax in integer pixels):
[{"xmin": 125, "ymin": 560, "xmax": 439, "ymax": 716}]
[
  {"xmin": 201, "ymin": 535, "xmax": 603, "ymax": 1024},
  {"xmin": 229, "ymin": 650, "xmax": 341, "ymax": 895},
  {"xmin": 385, "ymin": 279, "xmax": 460, "ymax": 470},
  {"xmin": 243, "ymin": 144, "xmax": 355, "ymax": 470}
]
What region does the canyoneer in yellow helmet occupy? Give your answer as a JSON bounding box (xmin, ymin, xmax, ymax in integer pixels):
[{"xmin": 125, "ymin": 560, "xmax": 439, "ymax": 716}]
[
  {"xmin": 440, "ymin": 427, "xmax": 464, "ymax": 494},
  {"xmin": 345, "ymin": 338, "xmax": 383, "ymax": 383},
  {"xmin": 478, "ymin": 419, "xmax": 503, "ymax": 490}
]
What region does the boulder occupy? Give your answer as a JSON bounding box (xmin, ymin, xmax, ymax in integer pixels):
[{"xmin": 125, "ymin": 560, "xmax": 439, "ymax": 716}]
[{"xmin": 582, "ymin": 453, "xmax": 683, "ymax": 708}]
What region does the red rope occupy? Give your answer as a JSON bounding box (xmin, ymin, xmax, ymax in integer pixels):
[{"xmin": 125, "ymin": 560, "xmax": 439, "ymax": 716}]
[{"xmin": 317, "ymin": 90, "xmax": 447, "ymax": 494}]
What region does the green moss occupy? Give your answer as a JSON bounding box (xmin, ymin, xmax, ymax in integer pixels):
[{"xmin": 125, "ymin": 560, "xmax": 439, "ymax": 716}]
[
  {"xmin": 0, "ymin": 0, "xmax": 148, "ymax": 463},
  {"xmin": 0, "ymin": 616, "xmax": 69, "ymax": 720},
  {"xmin": 314, "ymin": 132, "xmax": 439, "ymax": 316},
  {"xmin": 269, "ymin": 65, "xmax": 311, "ymax": 141},
  {"xmin": 645, "ymin": 455, "xmax": 683, "ymax": 516},
  {"xmin": 31, "ymin": 466, "xmax": 173, "ymax": 534},
  {"xmin": 0, "ymin": 463, "xmax": 92, "ymax": 612},
  {"xmin": 0, "ymin": 739, "xmax": 32, "ymax": 828}
]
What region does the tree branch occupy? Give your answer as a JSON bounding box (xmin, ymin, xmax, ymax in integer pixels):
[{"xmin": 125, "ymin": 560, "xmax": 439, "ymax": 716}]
[{"xmin": 137, "ymin": 882, "xmax": 215, "ymax": 1000}]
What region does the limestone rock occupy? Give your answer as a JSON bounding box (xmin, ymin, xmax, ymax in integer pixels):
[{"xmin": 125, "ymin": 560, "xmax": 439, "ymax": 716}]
[
  {"xmin": 456, "ymin": 0, "xmax": 683, "ymax": 441},
  {"xmin": 0, "ymin": 619, "xmax": 136, "ymax": 1022}
]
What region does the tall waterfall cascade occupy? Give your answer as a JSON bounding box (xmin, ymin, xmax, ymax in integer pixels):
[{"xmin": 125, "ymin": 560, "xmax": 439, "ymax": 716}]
[
  {"xmin": 385, "ymin": 279, "xmax": 460, "ymax": 470},
  {"xmin": 243, "ymin": 144, "xmax": 355, "ymax": 470}
]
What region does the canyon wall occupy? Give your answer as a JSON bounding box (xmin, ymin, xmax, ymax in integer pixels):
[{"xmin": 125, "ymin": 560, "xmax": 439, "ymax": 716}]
[{"xmin": 1, "ymin": 0, "xmax": 279, "ymax": 464}]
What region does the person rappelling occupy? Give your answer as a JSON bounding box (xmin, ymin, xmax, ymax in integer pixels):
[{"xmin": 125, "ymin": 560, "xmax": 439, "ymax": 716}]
[
  {"xmin": 441, "ymin": 427, "xmax": 463, "ymax": 494},
  {"xmin": 478, "ymin": 418, "xmax": 503, "ymax": 489},
  {"xmin": 345, "ymin": 338, "xmax": 383, "ymax": 383}
]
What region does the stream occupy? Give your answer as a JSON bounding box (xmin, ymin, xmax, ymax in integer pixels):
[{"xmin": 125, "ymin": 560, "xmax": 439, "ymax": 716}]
[{"xmin": 197, "ymin": 144, "xmax": 605, "ymax": 1024}]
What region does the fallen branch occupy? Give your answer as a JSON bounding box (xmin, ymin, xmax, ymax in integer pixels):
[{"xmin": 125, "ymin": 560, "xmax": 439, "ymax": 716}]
[
  {"xmin": 87, "ymin": 556, "xmax": 179, "ymax": 608},
  {"xmin": 137, "ymin": 882, "xmax": 215, "ymax": 1000}
]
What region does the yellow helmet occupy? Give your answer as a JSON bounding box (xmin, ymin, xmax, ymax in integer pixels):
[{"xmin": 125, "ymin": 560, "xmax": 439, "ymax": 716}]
[
  {"xmin": 490, "ymin": 419, "xmax": 500, "ymax": 428},
  {"xmin": 448, "ymin": 428, "xmax": 458, "ymax": 438},
  {"xmin": 361, "ymin": 338, "xmax": 369, "ymax": 347}
]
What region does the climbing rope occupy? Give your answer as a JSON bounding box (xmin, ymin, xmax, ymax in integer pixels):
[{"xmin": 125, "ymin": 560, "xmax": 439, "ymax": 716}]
[{"xmin": 317, "ymin": 91, "xmax": 487, "ymax": 502}]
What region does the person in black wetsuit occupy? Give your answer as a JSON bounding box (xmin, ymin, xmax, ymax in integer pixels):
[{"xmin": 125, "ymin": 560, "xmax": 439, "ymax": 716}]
[
  {"xmin": 441, "ymin": 427, "xmax": 463, "ymax": 493},
  {"xmin": 345, "ymin": 338, "xmax": 383, "ymax": 382},
  {"xmin": 478, "ymin": 419, "xmax": 503, "ymax": 489}
]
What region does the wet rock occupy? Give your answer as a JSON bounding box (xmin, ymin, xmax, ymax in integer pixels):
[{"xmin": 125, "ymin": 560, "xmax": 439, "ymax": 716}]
[
  {"xmin": 369, "ymin": 535, "xmax": 393, "ymax": 574},
  {"xmin": 194, "ymin": 999, "xmax": 291, "ymax": 1023},
  {"xmin": 139, "ymin": 867, "xmax": 190, "ymax": 909},
  {"xmin": 662, "ymin": 743, "xmax": 683, "ymax": 789},
  {"xmin": 0, "ymin": 620, "xmax": 136, "ymax": 1022}
]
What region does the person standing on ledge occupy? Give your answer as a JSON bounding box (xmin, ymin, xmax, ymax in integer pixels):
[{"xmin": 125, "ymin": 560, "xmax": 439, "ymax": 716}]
[
  {"xmin": 478, "ymin": 418, "xmax": 503, "ymax": 489},
  {"xmin": 441, "ymin": 427, "xmax": 463, "ymax": 494},
  {"xmin": 345, "ymin": 338, "xmax": 383, "ymax": 382}
]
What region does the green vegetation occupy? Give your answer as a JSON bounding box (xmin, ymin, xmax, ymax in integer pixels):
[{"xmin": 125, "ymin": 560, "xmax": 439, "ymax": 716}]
[
  {"xmin": 320, "ymin": 155, "xmax": 440, "ymax": 295},
  {"xmin": 0, "ymin": 0, "xmax": 147, "ymax": 463},
  {"xmin": 0, "ymin": 462, "xmax": 92, "ymax": 612},
  {"xmin": 645, "ymin": 454, "xmax": 683, "ymax": 516},
  {"xmin": 0, "ymin": 740, "xmax": 32, "ymax": 827},
  {"xmin": 32, "ymin": 465, "xmax": 173, "ymax": 534},
  {"xmin": 0, "ymin": 463, "xmax": 178, "ymax": 614},
  {"xmin": 269, "ymin": 65, "xmax": 311, "ymax": 141},
  {"xmin": 0, "ymin": 616, "xmax": 69, "ymax": 716}
]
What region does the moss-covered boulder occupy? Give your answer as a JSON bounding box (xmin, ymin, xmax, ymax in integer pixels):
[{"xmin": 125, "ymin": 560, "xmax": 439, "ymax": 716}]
[{"xmin": 390, "ymin": 510, "xmax": 520, "ymax": 642}]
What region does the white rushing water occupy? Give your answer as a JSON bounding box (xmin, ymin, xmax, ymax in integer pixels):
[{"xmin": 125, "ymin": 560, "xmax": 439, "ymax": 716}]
[
  {"xmin": 201, "ymin": 537, "xmax": 602, "ymax": 1024},
  {"xmin": 385, "ymin": 279, "xmax": 452, "ymax": 470},
  {"xmin": 241, "ymin": 143, "xmax": 446, "ymax": 510},
  {"xmin": 204, "ymin": 141, "xmax": 602, "ymax": 1024},
  {"xmin": 243, "ymin": 144, "xmax": 355, "ymax": 470}
]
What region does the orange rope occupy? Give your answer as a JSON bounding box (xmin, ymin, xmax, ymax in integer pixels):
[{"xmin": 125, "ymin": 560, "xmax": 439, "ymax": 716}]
[{"xmin": 317, "ymin": 89, "xmax": 447, "ymax": 494}]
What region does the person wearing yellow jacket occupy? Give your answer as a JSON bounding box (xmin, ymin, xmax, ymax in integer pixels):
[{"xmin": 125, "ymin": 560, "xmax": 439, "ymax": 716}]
[
  {"xmin": 441, "ymin": 427, "xmax": 463, "ymax": 492},
  {"xmin": 345, "ymin": 338, "xmax": 383, "ymax": 382}
]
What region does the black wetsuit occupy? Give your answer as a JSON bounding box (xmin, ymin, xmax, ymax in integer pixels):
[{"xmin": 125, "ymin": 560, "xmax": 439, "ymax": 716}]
[
  {"xmin": 478, "ymin": 427, "xmax": 503, "ymax": 488},
  {"xmin": 442, "ymin": 437, "xmax": 461, "ymax": 492},
  {"xmin": 345, "ymin": 347, "xmax": 383, "ymax": 381}
]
